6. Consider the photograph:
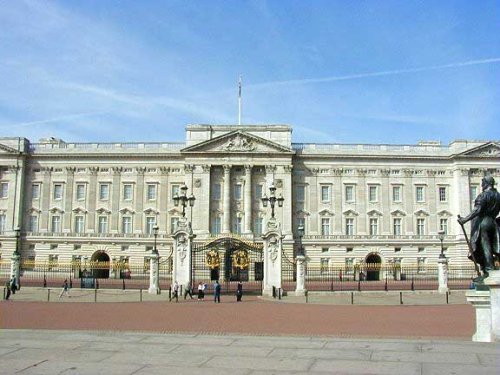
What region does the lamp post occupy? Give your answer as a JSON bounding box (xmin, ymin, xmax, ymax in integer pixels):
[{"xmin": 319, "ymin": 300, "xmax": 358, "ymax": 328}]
[
  {"xmin": 438, "ymin": 230, "xmax": 445, "ymax": 258},
  {"xmin": 173, "ymin": 185, "xmax": 195, "ymax": 218},
  {"xmin": 296, "ymin": 224, "xmax": 305, "ymax": 256},
  {"xmin": 152, "ymin": 224, "xmax": 159, "ymax": 255},
  {"xmin": 261, "ymin": 183, "xmax": 284, "ymax": 219}
]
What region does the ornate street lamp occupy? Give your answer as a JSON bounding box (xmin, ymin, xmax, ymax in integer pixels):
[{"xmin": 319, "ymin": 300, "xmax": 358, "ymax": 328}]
[
  {"xmin": 152, "ymin": 224, "xmax": 159, "ymax": 255},
  {"xmin": 13, "ymin": 226, "xmax": 21, "ymax": 256},
  {"xmin": 296, "ymin": 224, "xmax": 305, "ymax": 256},
  {"xmin": 438, "ymin": 230, "xmax": 445, "ymax": 258},
  {"xmin": 173, "ymin": 185, "xmax": 196, "ymax": 217},
  {"xmin": 261, "ymin": 183, "xmax": 284, "ymax": 219}
]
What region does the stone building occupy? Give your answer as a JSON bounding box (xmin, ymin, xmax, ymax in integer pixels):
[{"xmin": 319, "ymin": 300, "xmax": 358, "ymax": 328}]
[{"xmin": 0, "ymin": 125, "xmax": 498, "ymax": 275}]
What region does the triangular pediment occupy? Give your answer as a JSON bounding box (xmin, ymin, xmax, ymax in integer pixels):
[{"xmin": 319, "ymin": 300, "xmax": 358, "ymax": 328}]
[
  {"xmin": 367, "ymin": 209, "xmax": 383, "ymax": 217},
  {"xmin": 343, "ymin": 209, "xmax": 359, "ymax": 216},
  {"xmin": 0, "ymin": 143, "xmax": 18, "ymax": 154},
  {"xmin": 414, "ymin": 209, "xmax": 429, "ymax": 217},
  {"xmin": 390, "ymin": 209, "xmax": 406, "ymax": 217},
  {"xmin": 458, "ymin": 142, "xmax": 500, "ymax": 158},
  {"xmin": 318, "ymin": 208, "xmax": 335, "ymax": 216},
  {"xmin": 181, "ymin": 130, "xmax": 292, "ymax": 154},
  {"xmin": 437, "ymin": 210, "xmax": 453, "ymax": 217}
]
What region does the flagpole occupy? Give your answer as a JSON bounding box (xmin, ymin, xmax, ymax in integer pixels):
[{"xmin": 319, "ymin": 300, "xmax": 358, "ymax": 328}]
[{"xmin": 238, "ymin": 75, "xmax": 242, "ymax": 125}]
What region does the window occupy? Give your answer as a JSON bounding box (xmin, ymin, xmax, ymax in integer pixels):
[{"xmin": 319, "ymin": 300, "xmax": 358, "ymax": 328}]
[
  {"xmin": 470, "ymin": 185, "xmax": 478, "ymax": 206},
  {"xmin": 417, "ymin": 257, "xmax": 426, "ymax": 273},
  {"xmin": 416, "ymin": 186, "xmax": 425, "ymax": 203},
  {"xmin": 438, "ymin": 186, "xmax": 447, "ymax": 202},
  {"xmin": 393, "ymin": 218, "xmax": 402, "ymax": 235},
  {"xmin": 122, "ymin": 216, "xmax": 132, "ymax": 234},
  {"xmin": 392, "ymin": 186, "xmax": 401, "ymax": 202},
  {"xmin": 32, "ymin": 184, "xmax": 40, "ymax": 199},
  {"xmin": 320, "ymin": 258, "xmax": 329, "ymax": 274},
  {"xmin": 51, "ymin": 215, "xmax": 61, "ymax": 232},
  {"xmin": 418, "ymin": 247, "xmax": 425, "ymax": 252},
  {"xmin": 74, "ymin": 216, "xmax": 84, "ymax": 233},
  {"xmin": 123, "ymin": 184, "xmax": 133, "ymax": 201},
  {"xmin": 234, "ymin": 217, "xmax": 242, "ymax": 234},
  {"xmin": 345, "ymin": 258, "xmax": 354, "ymax": 274},
  {"xmin": 368, "ymin": 185, "xmax": 378, "ymax": 202},
  {"xmin": 417, "ymin": 218, "xmax": 425, "ymax": 235},
  {"xmin": 170, "ymin": 217, "xmax": 179, "ymax": 234},
  {"xmin": 296, "ymin": 185, "xmax": 305, "ymax": 202},
  {"xmin": 76, "ymin": 184, "xmax": 86, "ymax": 200},
  {"xmin": 146, "ymin": 216, "xmax": 156, "ymax": 234},
  {"xmin": 0, "ymin": 182, "xmax": 8, "ymax": 198},
  {"xmin": 440, "ymin": 218, "xmax": 448, "ymax": 234},
  {"xmin": 53, "ymin": 184, "xmax": 63, "ymax": 200},
  {"xmin": 345, "ymin": 185, "xmax": 355, "ymax": 202},
  {"xmin": 234, "ymin": 184, "xmax": 242, "ymax": 200},
  {"xmin": 0, "ymin": 214, "xmax": 6, "ymax": 233},
  {"xmin": 321, "ymin": 185, "xmax": 330, "ymax": 202},
  {"xmin": 369, "ymin": 218, "xmax": 378, "ymax": 236},
  {"xmin": 321, "ymin": 247, "xmax": 329, "ymax": 253},
  {"xmin": 29, "ymin": 215, "xmax": 38, "ymax": 232},
  {"xmin": 98, "ymin": 216, "xmax": 108, "ymax": 234},
  {"xmin": 147, "ymin": 184, "xmax": 157, "ymax": 200},
  {"xmin": 321, "ymin": 218, "xmax": 330, "ymax": 236},
  {"xmin": 346, "ymin": 247, "xmax": 353, "ymax": 253},
  {"xmin": 255, "ymin": 184, "xmax": 263, "ymax": 200},
  {"xmin": 395, "ymin": 247, "xmax": 401, "ymax": 253},
  {"xmin": 171, "ymin": 185, "xmax": 180, "ymax": 201},
  {"xmin": 74, "ymin": 245, "xmax": 81, "ymax": 251},
  {"xmin": 345, "ymin": 218, "xmax": 354, "ymax": 235},
  {"xmin": 254, "ymin": 217, "xmax": 263, "ymax": 236},
  {"xmin": 212, "ymin": 183, "xmax": 221, "ymax": 200},
  {"xmin": 213, "ymin": 216, "xmax": 222, "ymax": 235},
  {"xmin": 99, "ymin": 183, "xmax": 109, "ymax": 200},
  {"xmin": 121, "ymin": 245, "xmax": 129, "ymax": 252}
]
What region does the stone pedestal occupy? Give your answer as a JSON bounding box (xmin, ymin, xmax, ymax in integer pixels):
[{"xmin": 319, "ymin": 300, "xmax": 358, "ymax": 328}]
[
  {"xmin": 437, "ymin": 255, "xmax": 449, "ymax": 294},
  {"xmin": 172, "ymin": 218, "xmax": 195, "ymax": 287},
  {"xmin": 148, "ymin": 253, "xmax": 160, "ymax": 294},
  {"xmin": 262, "ymin": 219, "xmax": 283, "ymax": 297},
  {"xmin": 484, "ymin": 270, "xmax": 500, "ymax": 342},
  {"xmin": 295, "ymin": 254, "xmax": 307, "ymax": 296},
  {"xmin": 466, "ymin": 288, "xmax": 492, "ymax": 342},
  {"xmin": 10, "ymin": 253, "xmax": 21, "ymax": 287}
]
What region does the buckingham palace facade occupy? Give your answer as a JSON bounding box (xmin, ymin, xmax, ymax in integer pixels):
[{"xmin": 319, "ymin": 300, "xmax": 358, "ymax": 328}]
[{"xmin": 0, "ymin": 124, "xmax": 499, "ymax": 272}]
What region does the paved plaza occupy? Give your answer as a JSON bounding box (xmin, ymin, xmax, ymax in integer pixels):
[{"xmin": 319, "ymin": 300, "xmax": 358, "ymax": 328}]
[{"xmin": 1, "ymin": 288, "xmax": 499, "ymax": 374}]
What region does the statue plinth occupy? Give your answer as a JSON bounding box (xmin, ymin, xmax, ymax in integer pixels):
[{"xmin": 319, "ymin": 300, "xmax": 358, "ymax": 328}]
[
  {"xmin": 466, "ymin": 287, "xmax": 492, "ymax": 342},
  {"xmin": 484, "ymin": 270, "xmax": 500, "ymax": 342}
]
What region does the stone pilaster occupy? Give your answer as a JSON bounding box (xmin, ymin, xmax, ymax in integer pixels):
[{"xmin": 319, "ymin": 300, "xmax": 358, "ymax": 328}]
[
  {"xmin": 357, "ymin": 169, "xmax": 367, "ymax": 234},
  {"xmin": 244, "ymin": 165, "xmax": 252, "ymax": 234},
  {"xmin": 437, "ymin": 255, "xmax": 449, "ymax": 293},
  {"xmin": 193, "ymin": 165, "xmax": 210, "ymax": 236},
  {"xmin": 110, "ymin": 167, "xmax": 122, "ymax": 233},
  {"xmin": 485, "ymin": 270, "xmax": 500, "ymax": 342},
  {"xmin": 40, "ymin": 168, "xmax": 52, "ymax": 232},
  {"xmin": 281, "ymin": 165, "xmax": 293, "ymax": 237},
  {"xmin": 134, "ymin": 167, "xmax": 146, "ymax": 233},
  {"xmin": 148, "ymin": 253, "xmax": 160, "ymax": 294},
  {"xmin": 158, "ymin": 167, "xmax": 170, "ymax": 234},
  {"xmin": 86, "ymin": 167, "xmax": 98, "ymax": 233},
  {"xmin": 63, "ymin": 167, "xmax": 75, "ymax": 232},
  {"xmin": 222, "ymin": 165, "xmax": 231, "ymax": 233}
]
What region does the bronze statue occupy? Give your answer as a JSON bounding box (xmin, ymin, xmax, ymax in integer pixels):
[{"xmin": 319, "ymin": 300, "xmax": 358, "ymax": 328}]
[{"xmin": 458, "ymin": 175, "xmax": 500, "ymax": 282}]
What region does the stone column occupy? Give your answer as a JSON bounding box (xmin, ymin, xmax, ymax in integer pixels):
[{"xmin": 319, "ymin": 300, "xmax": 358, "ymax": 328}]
[
  {"xmin": 193, "ymin": 165, "xmax": 211, "ymax": 236},
  {"xmin": 466, "ymin": 289, "xmax": 492, "ymax": 342},
  {"xmin": 148, "ymin": 253, "xmax": 160, "ymax": 294},
  {"xmin": 159, "ymin": 167, "xmax": 170, "ymax": 233},
  {"xmin": 86, "ymin": 167, "xmax": 99, "ymax": 233},
  {"xmin": 172, "ymin": 218, "xmax": 195, "ymax": 287},
  {"xmin": 262, "ymin": 222, "xmax": 283, "ymax": 296},
  {"xmin": 63, "ymin": 167, "xmax": 75, "ymax": 232},
  {"xmin": 134, "ymin": 167, "xmax": 146, "ymax": 233},
  {"xmin": 244, "ymin": 165, "xmax": 252, "ymax": 234},
  {"xmin": 40, "ymin": 168, "xmax": 52, "ymax": 231},
  {"xmin": 437, "ymin": 255, "xmax": 449, "ymax": 293},
  {"xmin": 222, "ymin": 165, "xmax": 231, "ymax": 233},
  {"xmin": 295, "ymin": 254, "xmax": 306, "ymax": 296},
  {"xmin": 110, "ymin": 167, "xmax": 122, "ymax": 233},
  {"xmin": 281, "ymin": 165, "xmax": 293, "ymax": 238},
  {"xmin": 357, "ymin": 169, "xmax": 367, "ymax": 234},
  {"xmin": 485, "ymin": 270, "xmax": 500, "ymax": 342}
]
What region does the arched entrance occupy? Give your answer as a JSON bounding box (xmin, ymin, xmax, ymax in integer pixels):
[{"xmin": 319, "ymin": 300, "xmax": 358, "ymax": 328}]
[
  {"xmin": 91, "ymin": 251, "xmax": 110, "ymax": 279},
  {"xmin": 365, "ymin": 253, "xmax": 382, "ymax": 281}
]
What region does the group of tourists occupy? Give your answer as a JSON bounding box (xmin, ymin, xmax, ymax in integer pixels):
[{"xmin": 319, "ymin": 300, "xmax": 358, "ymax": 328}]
[
  {"xmin": 4, "ymin": 276, "xmax": 18, "ymax": 300},
  {"xmin": 169, "ymin": 280, "xmax": 243, "ymax": 303}
]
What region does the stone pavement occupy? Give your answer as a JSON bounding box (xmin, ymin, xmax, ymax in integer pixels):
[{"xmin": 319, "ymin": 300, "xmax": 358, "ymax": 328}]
[{"xmin": 0, "ymin": 329, "xmax": 498, "ymax": 375}]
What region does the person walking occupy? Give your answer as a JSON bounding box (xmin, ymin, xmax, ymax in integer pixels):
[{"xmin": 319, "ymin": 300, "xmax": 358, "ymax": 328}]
[
  {"xmin": 9, "ymin": 276, "xmax": 17, "ymax": 295},
  {"xmin": 183, "ymin": 281, "xmax": 193, "ymax": 300},
  {"xmin": 236, "ymin": 281, "xmax": 243, "ymax": 302},
  {"xmin": 170, "ymin": 281, "xmax": 179, "ymax": 302},
  {"xmin": 214, "ymin": 280, "xmax": 221, "ymax": 303},
  {"xmin": 197, "ymin": 282, "xmax": 204, "ymax": 301},
  {"xmin": 59, "ymin": 279, "xmax": 70, "ymax": 298},
  {"xmin": 4, "ymin": 281, "xmax": 11, "ymax": 300}
]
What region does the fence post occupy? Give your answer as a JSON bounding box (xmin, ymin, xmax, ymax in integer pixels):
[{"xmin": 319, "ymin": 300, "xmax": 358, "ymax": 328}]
[
  {"xmin": 446, "ymin": 291, "xmax": 449, "ymax": 304},
  {"xmin": 357, "ymin": 280, "xmax": 361, "ymax": 292},
  {"xmin": 122, "ymin": 279, "xmax": 125, "ymax": 290},
  {"xmin": 385, "ymin": 279, "xmax": 388, "ymax": 292},
  {"xmin": 47, "ymin": 289, "xmax": 50, "ymax": 302},
  {"xmin": 94, "ymin": 288, "xmax": 97, "ymax": 302},
  {"xmin": 278, "ymin": 288, "xmax": 282, "ymax": 300},
  {"xmin": 400, "ymin": 291, "xmax": 403, "ymax": 305},
  {"xmin": 140, "ymin": 289, "xmax": 143, "ymax": 302},
  {"xmin": 43, "ymin": 274, "xmax": 47, "ymax": 288},
  {"xmin": 330, "ymin": 281, "xmax": 333, "ymax": 291},
  {"xmin": 411, "ymin": 277, "xmax": 414, "ymax": 291},
  {"xmin": 2, "ymin": 287, "xmax": 5, "ymax": 300},
  {"xmin": 351, "ymin": 292, "xmax": 354, "ymax": 305},
  {"xmin": 305, "ymin": 290, "xmax": 308, "ymax": 303}
]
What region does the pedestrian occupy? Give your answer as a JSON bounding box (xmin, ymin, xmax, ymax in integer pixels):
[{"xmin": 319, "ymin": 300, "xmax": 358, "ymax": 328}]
[
  {"xmin": 236, "ymin": 281, "xmax": 243, "ymax": 302},
  {"xmin": 170, "ymin": 281, "xmax": 179, "ymax": 302},
  {"xmin": 4, "ymin": 281, "xmax": 11, "ymax": 300},
  {"xmin": 183, "ymin": 281, "xmax": 193, "ymax": 299},
  {"xmin": 10, "ymin": 276, "xmax": 17, "ymax": 295},
  {"xmin": 197, "ymin": 281, "xmax": 204, "ymax": 301},
  {"xmin": 59, "ymin": 279, "xmax": 70, "ymax": 298},
  {"xmin": 214, "ymin": 280, "xmax": 221, "ymax": 303}
]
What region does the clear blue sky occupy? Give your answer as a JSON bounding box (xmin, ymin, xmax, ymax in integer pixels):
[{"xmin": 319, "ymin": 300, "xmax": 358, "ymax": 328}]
[{"xmin": 1, "ymin": 0, "xmax": 499, "ymax": 145}]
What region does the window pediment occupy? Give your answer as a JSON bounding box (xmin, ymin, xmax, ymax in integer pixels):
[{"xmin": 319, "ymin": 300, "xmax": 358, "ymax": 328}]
[
  {"xmin": 414, "ymin": 209, "xmax": 429, "ymax": 217},
  {"xmin": 72, "ymin": 207, "xmax": 88, "ymax": 214},
  {"xmin": 390, "ymin": 209, "xmax": 406, "ymax": 217},
  {"xmin": 143, "ymin": 208, "xmax": 159, "ymax": 215},
  {"xmin": 119, "ymin": 207, "xmax": 135, "ymax": 215},
  {"xmin": 318, "ymin": 209, "xmax": 335, "ymax": 216},
  {"xmin": 367, "ymin": 209, "xmax": 383, "ymax": 217},
  {"xmin": 437, "ymin": 210, "xmax": 453, "ymax": 217},
  {"xmin": 343, "ymin": 209, "xmax": 359, "ymax": 217},
  {"xmin": 49, "ymin": 207, "xmax": 64, "ymax": 214},
  {"xmin": 295, "ymin": 209, "xmax": 311, "ymax": 216},
  {"xmin": 96, "ymin": 207, "xmax": 111, "ymax": 215}
]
